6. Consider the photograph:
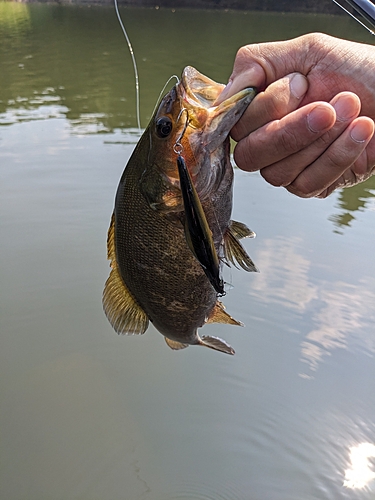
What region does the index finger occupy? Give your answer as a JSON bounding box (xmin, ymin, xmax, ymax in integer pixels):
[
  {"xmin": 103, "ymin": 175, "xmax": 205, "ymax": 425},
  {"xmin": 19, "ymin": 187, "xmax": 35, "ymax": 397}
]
[{"xmin": 231, "ymin": 72, "xmax": 309, "ymax": 141}]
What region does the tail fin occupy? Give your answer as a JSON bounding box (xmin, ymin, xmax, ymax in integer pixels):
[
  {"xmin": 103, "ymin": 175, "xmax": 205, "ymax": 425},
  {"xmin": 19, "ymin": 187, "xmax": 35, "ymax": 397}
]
[{"xmin": 199, "ymin": 335, "xmax": 235, "ymax": 355}]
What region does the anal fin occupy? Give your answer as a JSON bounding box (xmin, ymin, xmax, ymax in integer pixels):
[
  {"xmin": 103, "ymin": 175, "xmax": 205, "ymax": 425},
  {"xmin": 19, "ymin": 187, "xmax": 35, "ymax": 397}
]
[
  {"xmin": 199, "ymin": 336, "xmax": 235, "ymax": 355},
  {"xmin": 165, "ymin": 338, "xmax": 190, "ymax": 350},
  {"xmin": 206, "ymin": 300, "xmax": 244, "ymax": 326},
  {"xmin": 103, "ymin": 213, "xmax": 149, "ymax": 335}
]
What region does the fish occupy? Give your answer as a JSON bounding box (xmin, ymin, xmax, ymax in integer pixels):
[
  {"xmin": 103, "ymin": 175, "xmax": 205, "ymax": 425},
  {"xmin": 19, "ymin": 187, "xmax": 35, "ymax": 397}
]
[{"xmin": 103, "ymin": 66, "xmax": 258, "ymax": 355}]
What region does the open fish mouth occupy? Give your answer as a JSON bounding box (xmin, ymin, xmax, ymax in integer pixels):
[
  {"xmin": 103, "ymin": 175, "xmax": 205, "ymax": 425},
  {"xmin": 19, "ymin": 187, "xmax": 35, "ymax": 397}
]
[
  {"xmin": 181, "ymin": 66, "xmax": 226, "ymax": 108},
  {"xmin": 177, "ymin": 66, "xmax": 257, "ymax": 155},
  {"xmin": 180, "ymin": 65, "xmax": 256, "ymax": 115}
]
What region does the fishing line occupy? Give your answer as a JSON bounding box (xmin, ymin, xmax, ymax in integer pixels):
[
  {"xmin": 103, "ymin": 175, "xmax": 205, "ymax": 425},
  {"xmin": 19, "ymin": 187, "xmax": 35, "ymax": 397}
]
[
  {"xmin": 150, "ymin": 74, "xmax": 180, "ymax": 119},
  {"xmin": 113, "ymin": 0, "xmax": 141, "ymax": 130}
]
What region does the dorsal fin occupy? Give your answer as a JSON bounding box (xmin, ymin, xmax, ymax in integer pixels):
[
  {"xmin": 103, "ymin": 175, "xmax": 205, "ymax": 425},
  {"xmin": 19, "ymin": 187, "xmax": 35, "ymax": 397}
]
[
  {"xmin": 224, "ymin": 223, "xmax": 259, "ymax": 273},
  {"xmin": 206, "ymin": 300, "xmax": 244, "ymax": 326},
  {"xmin": 164, "ymin": 338, "xmax": 189, "ymax": 350},
  {"xmin": 103, "ymin": 214, "xmax": 149, "ymax": 335}
]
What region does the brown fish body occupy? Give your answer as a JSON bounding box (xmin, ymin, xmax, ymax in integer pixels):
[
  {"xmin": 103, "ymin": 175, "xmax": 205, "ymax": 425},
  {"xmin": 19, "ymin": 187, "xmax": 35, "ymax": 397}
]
[
  {"xmin": 103, "ymin": 67, "xmax": 257, "ymax": 354},
  {"xmin": 114, "ymin": 134, "xmax": 217, "ymax": 343}
]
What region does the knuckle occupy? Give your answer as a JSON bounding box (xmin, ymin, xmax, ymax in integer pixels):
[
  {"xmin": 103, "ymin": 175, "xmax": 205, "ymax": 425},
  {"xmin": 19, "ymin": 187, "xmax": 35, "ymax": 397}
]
[
  {"xmin": 260, "ymin": 167, "xmax": 284, "ymax": 187},
  {"xmin": 233, "ymin": 138, "xmax": 258, "ymax": 171},
  {"xmin": 264, "ymin": 92, "xmax": 288, "ymax": 121},
  {"xmin": 278, "ymin": 125, "xmax": 302, "ymax": 153},
  {"xmin": 235, "ymin": 44, "xmax": 259, "ymax": 68},
  {"xmin": 313, "ymin": 131, "xmax": 337, "ymax": 150},
  {"xmin": 352, "ymin": 147, "xmax": 373, "ymax": 178},
  {"xmin": 287, "ymin": 171, "xmax": 320, "ymax": 198},
  {"xmin": 325, "ymin": 150, "xmax": 347, "ymax": 170},
  {"xmin": 231, "ymin": 118, "xmax": 247, "ymax": 142},
  {"xmin": 287, "ymin": 180, "xmax": 315, "ymax": 198},
  {"xmin": 304, "ymin": 32, "xmax": 331, "ymax": 51},
  {"xmin": 315, "ymin": 189, "xmax": 330, "ymax": 199}
]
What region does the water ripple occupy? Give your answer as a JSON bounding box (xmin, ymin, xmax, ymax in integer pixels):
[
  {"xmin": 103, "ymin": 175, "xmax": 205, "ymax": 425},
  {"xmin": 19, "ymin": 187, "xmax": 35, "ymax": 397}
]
[{"xmin": 163, "ymin": 478, "xmax": 245, "ymax": 500}]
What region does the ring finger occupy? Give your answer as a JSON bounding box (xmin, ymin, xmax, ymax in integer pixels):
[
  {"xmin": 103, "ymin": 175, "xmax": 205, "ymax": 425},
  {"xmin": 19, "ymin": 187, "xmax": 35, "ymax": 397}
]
[{"xmin": 286, "ymin": 116, "xmax": 375, "ymax": 198}]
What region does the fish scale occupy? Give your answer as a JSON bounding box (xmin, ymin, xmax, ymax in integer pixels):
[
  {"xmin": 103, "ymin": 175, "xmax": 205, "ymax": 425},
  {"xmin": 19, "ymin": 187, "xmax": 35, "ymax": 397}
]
[{"xmin": 116, "ymin": 153, "xmax": 215, "ymax": 337}]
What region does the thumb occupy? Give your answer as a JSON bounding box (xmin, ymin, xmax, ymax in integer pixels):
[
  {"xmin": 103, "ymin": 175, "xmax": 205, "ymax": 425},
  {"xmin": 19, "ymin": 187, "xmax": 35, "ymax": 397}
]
[
  {"xmin": 216, "ymin": 61, "xmax": 265, "ymax": 104},
  {"xmin": 216, "ymin": 36, "xmax": 311, "ymax": 104}
]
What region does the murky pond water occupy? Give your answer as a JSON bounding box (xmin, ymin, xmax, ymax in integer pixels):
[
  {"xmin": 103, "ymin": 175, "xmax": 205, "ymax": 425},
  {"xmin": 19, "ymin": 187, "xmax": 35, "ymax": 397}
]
[{"xmin": 1, "ymin": 3, "xmax": 375, "ymax": 499}]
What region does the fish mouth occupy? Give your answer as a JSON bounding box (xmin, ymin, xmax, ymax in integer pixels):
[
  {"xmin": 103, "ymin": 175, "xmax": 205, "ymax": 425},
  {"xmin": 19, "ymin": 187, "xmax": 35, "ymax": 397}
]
[
  {"xmin": 181, "ymin": 66, "xmax": 226, "ymax": 108},
  {"xmin": 180, "ymin": 66, "xmax": 256, "ymax": 152}
]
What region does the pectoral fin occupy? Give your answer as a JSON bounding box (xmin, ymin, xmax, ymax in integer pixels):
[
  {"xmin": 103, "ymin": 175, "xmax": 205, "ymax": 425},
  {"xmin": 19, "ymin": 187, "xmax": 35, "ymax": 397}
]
[
  {"xmin": 206, "ymin": 300, "xmax": 244, "ymax": 326},
  {"xmin": 164, "ymin": 338, "xmax": 190, "ymax": 350},
  {"xmin": 224, "ymin": 223, "xmax": 259, "ymax": 272},
  {"xmin": 103, "ymin": 214, "xmax": 149, "ymax": 335},
  {"xmin": 199, "ymin": 335, "xmax": 235, "ymax": 355},
  {"xmin": 177, "ymin": 155, "xmax": 224, "ymax": 295}
]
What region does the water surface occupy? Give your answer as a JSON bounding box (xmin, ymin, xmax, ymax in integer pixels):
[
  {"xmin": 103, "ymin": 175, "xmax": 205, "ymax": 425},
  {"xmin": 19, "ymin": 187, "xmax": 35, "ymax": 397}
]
[{"xmin": 1, "ymin": 3, "xmax": 375, "ymax": 499}]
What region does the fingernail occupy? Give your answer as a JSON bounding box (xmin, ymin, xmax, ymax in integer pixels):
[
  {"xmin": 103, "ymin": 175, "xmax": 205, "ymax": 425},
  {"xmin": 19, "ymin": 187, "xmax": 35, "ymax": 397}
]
[
  {"xmin": 290, "ymin": 73, "xmax": 308, "ymax": 99},
  {"xmin": 350, "ymin": 120, "xmax": 373, "ymax": 143},
  {"xmin": 307, "ymin": 105, "xmax": 334, "ymax": 133},
  {"xmin": 217, "ymin": 79, "xmax": 233, "ymax": 103},
  {"xmin": 333, "ymin": 94, "xmax": 359, "ymax": 121}
]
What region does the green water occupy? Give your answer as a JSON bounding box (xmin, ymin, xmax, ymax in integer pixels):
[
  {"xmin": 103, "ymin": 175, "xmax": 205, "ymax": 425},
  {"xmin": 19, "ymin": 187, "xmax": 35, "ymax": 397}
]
[{"xmin": 1, "ymin": 3, "xmax": 375, "ymax": 499}]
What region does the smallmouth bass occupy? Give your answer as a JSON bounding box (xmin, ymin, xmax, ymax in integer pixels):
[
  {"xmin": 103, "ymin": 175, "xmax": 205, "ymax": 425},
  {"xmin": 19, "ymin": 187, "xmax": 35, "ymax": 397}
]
[{"xmin": 103, "ymin": 66, "xmax": 258, "ymax": 355}]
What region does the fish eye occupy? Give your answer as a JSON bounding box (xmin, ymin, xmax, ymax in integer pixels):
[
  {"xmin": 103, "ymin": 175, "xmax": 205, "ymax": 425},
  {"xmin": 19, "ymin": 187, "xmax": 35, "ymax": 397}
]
[{"xmin": 156, "ymin": 117, "xmax": 173, "ymax": 138}]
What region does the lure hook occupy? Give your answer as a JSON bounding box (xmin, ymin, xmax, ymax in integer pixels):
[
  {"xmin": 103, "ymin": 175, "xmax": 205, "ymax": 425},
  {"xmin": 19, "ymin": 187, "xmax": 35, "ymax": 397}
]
[{"xmin": 173, "ymin": 108, "xmax": 189, "ymax": 156}]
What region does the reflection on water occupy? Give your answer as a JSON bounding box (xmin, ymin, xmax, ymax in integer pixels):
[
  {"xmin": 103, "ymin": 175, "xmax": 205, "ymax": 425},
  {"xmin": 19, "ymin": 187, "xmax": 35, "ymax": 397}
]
[
  {"xmin": 247, "ymin": 234, "xmax": 375, "ymax": 374},
  {"xmin": 329, "ymin": 177, "xmax": 375, "ymax": 233},
  {"xmin": 250, "ymin": 236, "xmax": 318, "ymax": 312},
  {"xmin": 344, "ymin": 443, "xmax": 375, "ymax": 489},
  {"xmin": 1, "ymin": 102, "xmax": 68, "ymax": 126},
  {"xmin": 0, "ymin": 1, "xmax": 30, "ymax": 31},
  {"xmin": 301, "ymin": 278, "xmax": 375, "ymax": 372},
  {"xmin": 1, "ymin": 3, "xmax": 375, "ymax": 500}
]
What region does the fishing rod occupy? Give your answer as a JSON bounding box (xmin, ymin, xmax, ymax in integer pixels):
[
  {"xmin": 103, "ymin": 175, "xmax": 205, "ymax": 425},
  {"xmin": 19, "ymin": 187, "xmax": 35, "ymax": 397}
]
[{"xmin": 332, "ymin": 0, "xmax": 375, "ymax": 35}]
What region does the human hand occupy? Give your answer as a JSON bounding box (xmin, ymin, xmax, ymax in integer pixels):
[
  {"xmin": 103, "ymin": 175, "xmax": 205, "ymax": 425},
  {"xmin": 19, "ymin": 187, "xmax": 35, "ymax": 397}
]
[{"xmin": 218, "ymin": 33, "xmax": 375, "ymax": 197}]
